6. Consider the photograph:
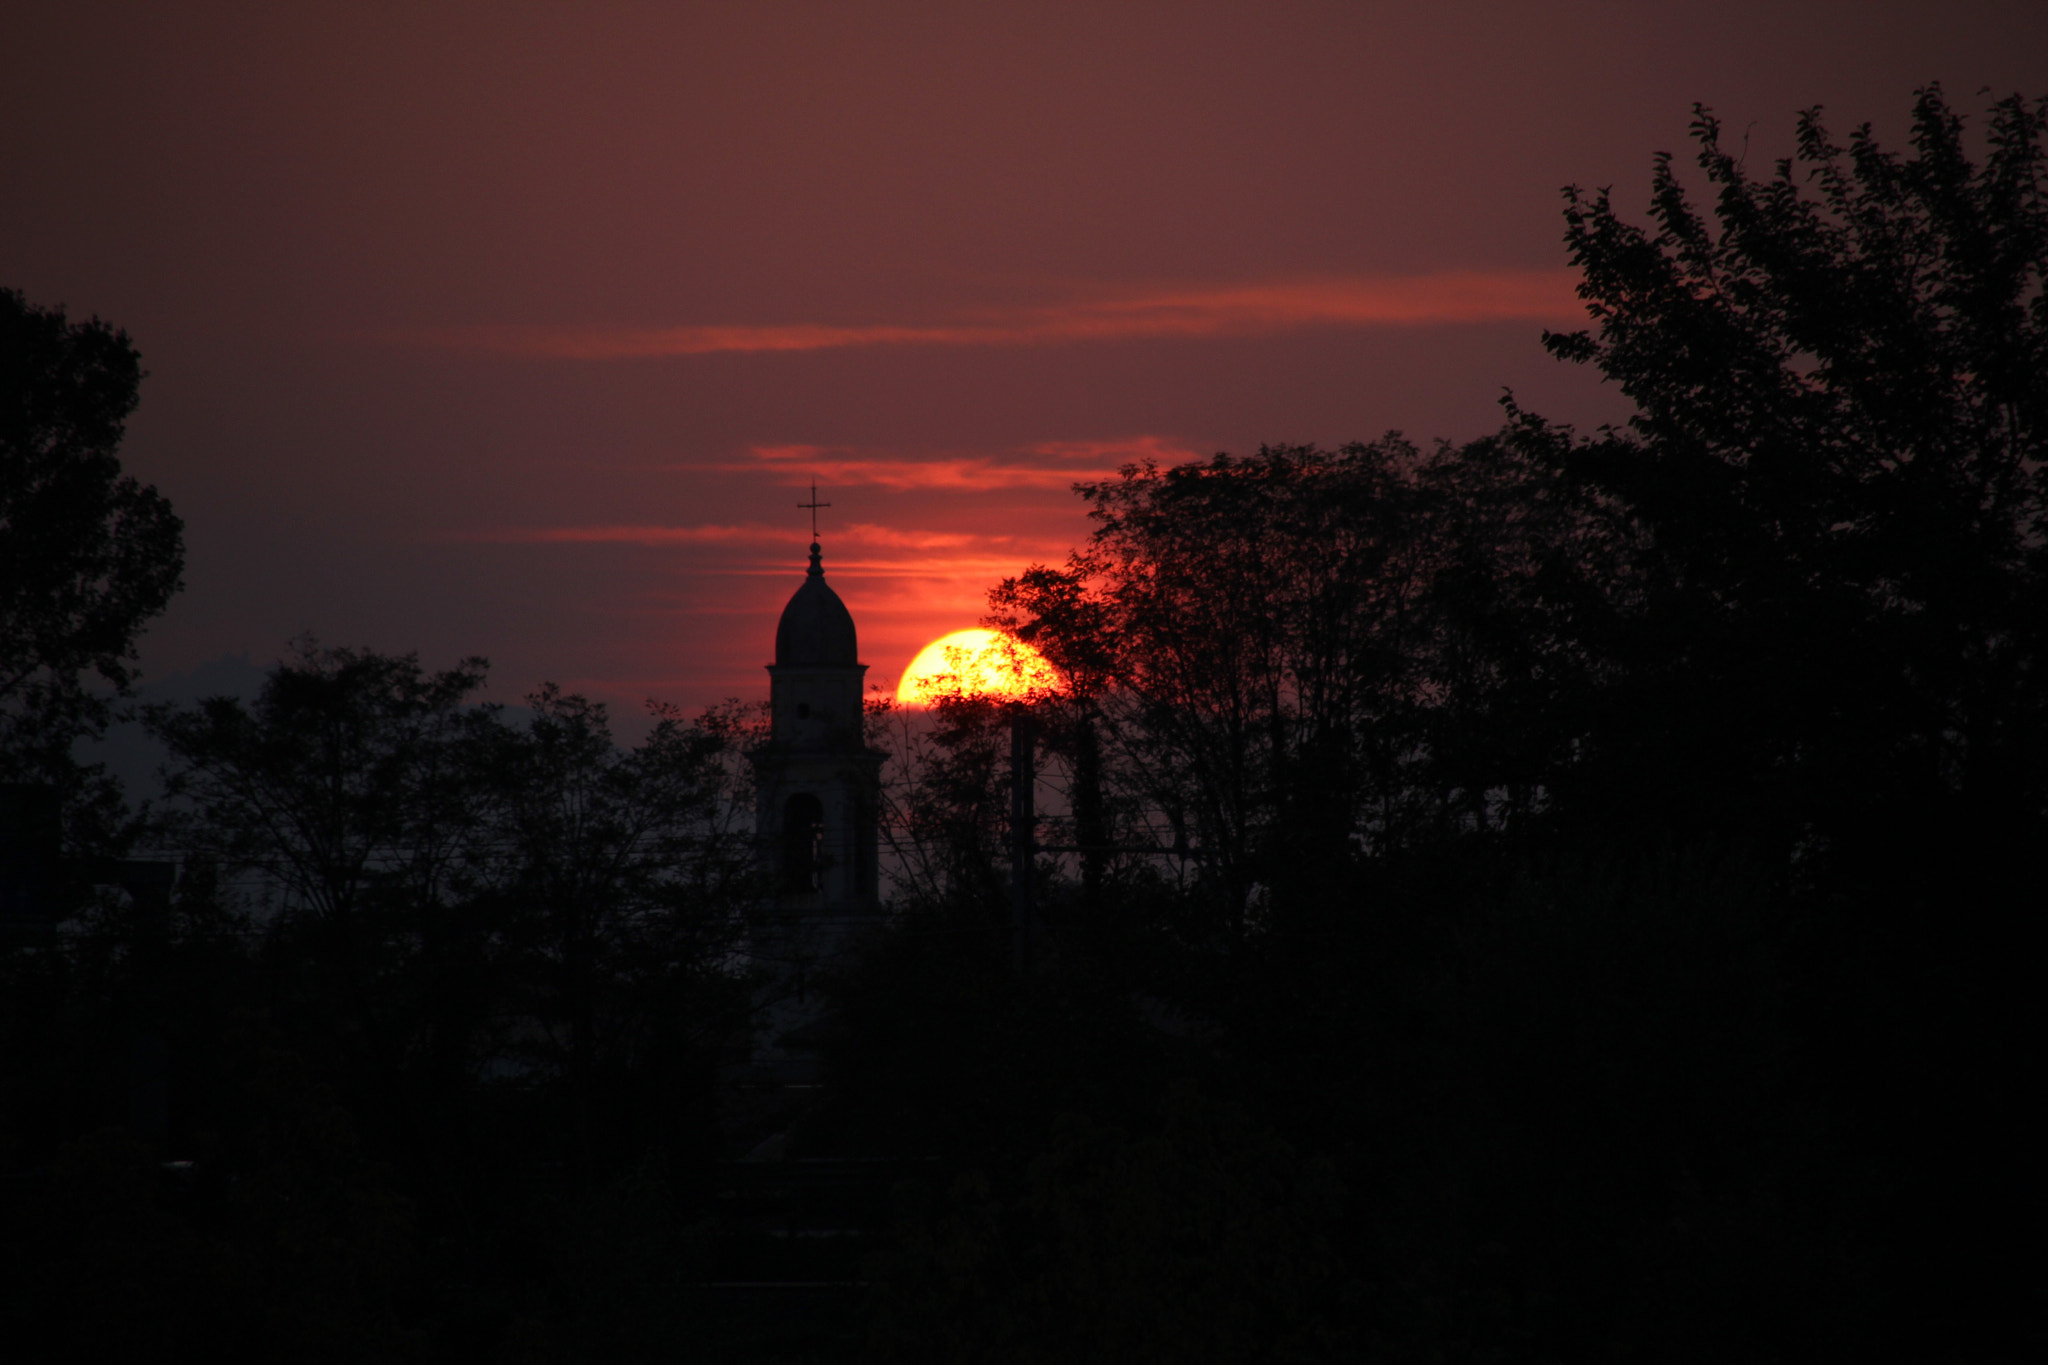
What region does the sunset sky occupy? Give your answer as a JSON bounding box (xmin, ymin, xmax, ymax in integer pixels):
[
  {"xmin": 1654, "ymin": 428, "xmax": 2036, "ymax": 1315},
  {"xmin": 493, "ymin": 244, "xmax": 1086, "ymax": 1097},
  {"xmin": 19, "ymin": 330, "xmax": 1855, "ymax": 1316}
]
[{"xmin": 5, "ymin": 2, "xmax": 2042, "ymax": 720}]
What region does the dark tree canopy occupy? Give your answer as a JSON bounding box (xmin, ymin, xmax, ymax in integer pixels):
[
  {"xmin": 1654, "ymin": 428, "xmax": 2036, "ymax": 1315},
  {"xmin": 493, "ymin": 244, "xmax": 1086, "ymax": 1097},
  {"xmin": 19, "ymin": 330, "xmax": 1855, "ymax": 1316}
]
[
  {"xmin": 145, "ymin": 645, "xmax": 758, "ymax": 1151},
  {"xmin": 147, "ymin": 642, "xmax": 496, "ymax": 925},
  {"xmin": 1542, "ymin": 87, "xmax": 2048, "ymax": 862},
  {"xmin": 982, "ymin": 432, "xmax": 1619, "ymax": 932},
  {"xmin": 1, "ymin": 288, "xmax": 184, "ymax": 833}
]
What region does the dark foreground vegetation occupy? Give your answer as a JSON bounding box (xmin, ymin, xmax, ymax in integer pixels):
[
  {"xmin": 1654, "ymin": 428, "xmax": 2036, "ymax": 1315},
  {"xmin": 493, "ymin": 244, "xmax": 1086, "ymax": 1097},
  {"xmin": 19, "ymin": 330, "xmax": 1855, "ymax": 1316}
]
[{"xmin": 4, "ymin": 88, "xmax": 2043, "ymax": 1361}]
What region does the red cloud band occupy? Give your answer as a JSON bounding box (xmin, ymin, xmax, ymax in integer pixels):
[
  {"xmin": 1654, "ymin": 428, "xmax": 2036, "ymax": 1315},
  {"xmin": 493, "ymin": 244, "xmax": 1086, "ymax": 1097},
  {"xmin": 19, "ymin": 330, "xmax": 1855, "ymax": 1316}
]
[
  {"xmin": 409, "ymin": 270, "xmax": 1582, "ymax": 359},
  {"xmin": 450, "ymin": 524, "xmax": 1064, "ymax": 562},
  {"xmin": 740, "ymin": 435, "xmax": 1200, "ymax": 489},
  {"xmin": 746, "ymin": 456, "xmax": 1110, "ymax": 490}
]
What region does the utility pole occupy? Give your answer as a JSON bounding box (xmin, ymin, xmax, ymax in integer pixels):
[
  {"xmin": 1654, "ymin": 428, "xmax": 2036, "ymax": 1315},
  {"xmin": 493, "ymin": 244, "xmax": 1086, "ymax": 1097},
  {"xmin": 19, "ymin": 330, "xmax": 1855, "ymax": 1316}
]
[{"xmin": 1008, "ymin": 707, "xmax": 1037, "ymax": 973}]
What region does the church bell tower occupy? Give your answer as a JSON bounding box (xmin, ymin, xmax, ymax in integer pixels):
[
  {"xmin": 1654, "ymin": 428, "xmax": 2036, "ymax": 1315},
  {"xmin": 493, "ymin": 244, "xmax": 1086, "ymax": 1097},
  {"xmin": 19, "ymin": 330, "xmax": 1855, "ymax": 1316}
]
[
  {"xmin": 746, "ymin": 532, "xmax": 884, "ymax": 1076},
  {"xmin": 750, "ymin": 534, "xmax": 884, "ymax": 921}
]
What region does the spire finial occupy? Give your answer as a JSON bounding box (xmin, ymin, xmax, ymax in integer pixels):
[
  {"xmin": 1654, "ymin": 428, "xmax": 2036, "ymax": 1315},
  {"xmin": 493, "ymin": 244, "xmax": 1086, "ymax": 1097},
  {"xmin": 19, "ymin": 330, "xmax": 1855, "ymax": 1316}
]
[
  {"xmin": 798, "ymin": 480, "xmax": 831, "ymax": 539},
  {"xmin": 798, "ymin": 480, "xmax": 831, "ymax": 577},
  {"xmin": 798, "ymin": 480, "xmax": 832, "ymax": 576}
]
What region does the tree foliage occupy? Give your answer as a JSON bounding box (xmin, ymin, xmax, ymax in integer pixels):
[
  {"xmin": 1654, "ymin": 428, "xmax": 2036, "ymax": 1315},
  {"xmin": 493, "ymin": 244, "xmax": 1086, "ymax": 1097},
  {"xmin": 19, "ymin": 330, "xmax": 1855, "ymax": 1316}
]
[
  {"xmin": 148, "ymin": 642, "xmax": 493, "ymax": 929},
  {"xmin": 1, "ymin": 287, "xmax": 183, "ymax": 844},
  {"xmin": 469, "ymin": 684, "xmax": 758, "ymax": 1165},
  {"xmin": 986, "ymin": 432, "xmax": 1619, "ymax": 927},
  {"xmin": 859, "ymin": 90, "xmax": 2046, "ymax": 1359},
  {"xmin": 145, "ymin": 644, "xmax": 757, "ymax": 1173},
  {"xmin": 1544, "ymin": 86, "xmax": 2048, "ymax": 860}
]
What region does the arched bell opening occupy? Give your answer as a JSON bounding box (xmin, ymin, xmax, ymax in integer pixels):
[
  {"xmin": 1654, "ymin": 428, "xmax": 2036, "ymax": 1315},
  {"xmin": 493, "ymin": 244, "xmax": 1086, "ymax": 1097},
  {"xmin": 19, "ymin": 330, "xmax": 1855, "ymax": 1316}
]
[{"xmin": 781, "ymin": 791, "xmax": 825, "ymax": 892}]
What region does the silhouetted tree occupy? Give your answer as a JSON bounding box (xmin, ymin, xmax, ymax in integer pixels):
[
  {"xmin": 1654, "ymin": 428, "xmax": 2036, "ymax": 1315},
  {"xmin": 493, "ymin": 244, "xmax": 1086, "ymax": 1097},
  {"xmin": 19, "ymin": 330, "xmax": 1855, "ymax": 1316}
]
[
  {"xmin": 474, "ymin": 685, "xmax": 755, "ymax": 1174},
  {"xmin": 1511, "ymin": 86, "xmax": 2048, "ymax": 1360},
  {"xmin": 147, "ymin": 649, "xmax": 759, "ymax": 1175},
  {"xmin": 1542, "ymin": 86, "xmax": 2048, "ymax": 874},
  {"xmin": 1, "ymin": 287, "xmax": 183, "ymax": 848},
  {"xmin": 872, "ymin": 694, "xmax": 1014, "ymax": 921},
  {"xmin": 146, "ymin": 642, "xmax": 498, "ymax": 1139},
  {"xmin": 987, "ymin": 434, "xmax": 1613, "ymax": 931},
  {"xmin": 851, "ymin": 89, "xmax": 2048, "ymax": 1363}
]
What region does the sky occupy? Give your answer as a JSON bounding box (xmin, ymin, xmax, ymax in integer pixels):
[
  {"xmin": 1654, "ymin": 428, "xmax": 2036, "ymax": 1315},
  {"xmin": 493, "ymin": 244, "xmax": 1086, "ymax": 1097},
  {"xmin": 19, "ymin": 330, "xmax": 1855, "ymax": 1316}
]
[{"xmin": 5, "ymin": 1, "xmax": 2044, "ymax": 722}]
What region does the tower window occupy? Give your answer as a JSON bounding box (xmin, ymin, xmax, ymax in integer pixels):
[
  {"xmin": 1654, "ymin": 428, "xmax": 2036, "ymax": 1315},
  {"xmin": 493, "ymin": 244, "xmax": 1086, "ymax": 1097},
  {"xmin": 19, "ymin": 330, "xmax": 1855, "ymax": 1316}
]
[{"xmin": 782, "ymin": 792, "xmax": 825, "ymax": 892}]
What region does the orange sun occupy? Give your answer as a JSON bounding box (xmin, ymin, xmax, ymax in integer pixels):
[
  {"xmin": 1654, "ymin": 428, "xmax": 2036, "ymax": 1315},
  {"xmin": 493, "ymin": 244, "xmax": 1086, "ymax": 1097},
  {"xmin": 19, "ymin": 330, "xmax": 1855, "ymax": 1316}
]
[{"xmin": 896, "ymin": 629, "xmax": 1062, "ymax": 706}]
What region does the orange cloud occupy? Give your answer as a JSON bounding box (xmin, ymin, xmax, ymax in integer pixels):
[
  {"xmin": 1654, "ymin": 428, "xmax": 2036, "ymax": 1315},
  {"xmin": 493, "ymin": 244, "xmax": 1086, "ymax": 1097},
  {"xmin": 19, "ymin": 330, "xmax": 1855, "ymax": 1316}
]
[
  {"xmin": 756, "ymin": 456, "xmax": 1101, "ymax": 491},
  {"xmin": 447, "ymin": 520, "xmax": 1084, "ymax": 688},
  {"xmin": 803, "ymin": 555, "xmax": 1058, "ymax": 579},
  {"xmin": 406, "ymin": 270, "xmax": 1582, "ymax": 359},
  {"xmin": 740, "ymin": 435, "xmax": 1197, "ymax": 490},
  {"xmin": 839, "ymin": 523, "xmax": 980, "ymax": 549}
]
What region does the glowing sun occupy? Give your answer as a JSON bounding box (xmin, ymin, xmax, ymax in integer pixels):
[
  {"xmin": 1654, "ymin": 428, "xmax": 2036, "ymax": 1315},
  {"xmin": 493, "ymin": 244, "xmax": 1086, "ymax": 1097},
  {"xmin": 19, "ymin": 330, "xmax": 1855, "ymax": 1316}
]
[{"xmin": 897, "ymin": 629, "xmax": 1062, "ymax": 706}]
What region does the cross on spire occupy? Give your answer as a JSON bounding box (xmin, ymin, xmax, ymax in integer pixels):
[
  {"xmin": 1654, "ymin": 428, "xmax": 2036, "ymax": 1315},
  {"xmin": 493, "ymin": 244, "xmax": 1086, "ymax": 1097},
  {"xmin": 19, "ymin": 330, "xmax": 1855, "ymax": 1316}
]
[{"xmin": 798, "ymin": 481, "xmax": 831, "ymax": 539}]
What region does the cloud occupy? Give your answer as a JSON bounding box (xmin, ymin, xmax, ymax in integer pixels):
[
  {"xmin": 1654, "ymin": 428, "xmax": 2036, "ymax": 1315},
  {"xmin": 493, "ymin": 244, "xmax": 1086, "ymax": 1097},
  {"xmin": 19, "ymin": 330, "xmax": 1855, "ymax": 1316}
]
[
  {"xmin": 452, "ymin": 523, "xmax": 773, "ymax": 545},
  {"xmin": 802, "ymin": 555, "xmax": 1055, "ymax": 579},
  {"xmin": 839, "ymin": 523, "xmax": 981, "ymax": 549},
  {"xmin": 752, "ymin": 456, "xmax": 1098, "ymax": 491},
  {"xmin": 446, "ymin": 521, "xmax": 1066, "ymax": 561},
  {"xmin": 740, "ymin": 435, "xmax": 1197, "ymax": 490},
  {"xmin": 749, "ymin": 444, "xmax": 836, "ymax": 465},
  {"xmin": 1025, "ymin": 435, "xmax": 1205, "ymax": 466},
  {"xmin": 445, "ymin": 517, "xmax": 1088, "ymax": 677},
  {"xmin": 406, "ymin": 269, "xmax": 1582, "ymax": 359}
]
